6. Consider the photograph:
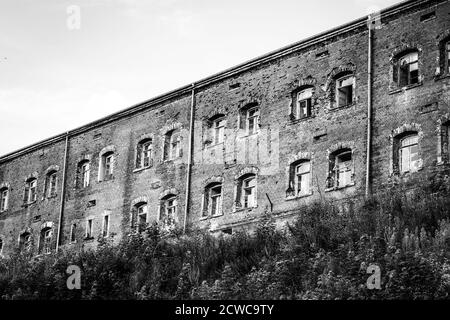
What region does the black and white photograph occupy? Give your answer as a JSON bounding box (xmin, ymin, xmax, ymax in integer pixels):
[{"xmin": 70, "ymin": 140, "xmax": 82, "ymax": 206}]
[{"xmin": 0, "ymin": 0, "xmax": 449, "ymax": 315}]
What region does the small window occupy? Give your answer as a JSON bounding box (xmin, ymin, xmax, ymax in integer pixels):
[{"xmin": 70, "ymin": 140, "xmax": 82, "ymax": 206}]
[
  {"xmin": 100, "ymin": 152, "xmax": 114, "ymax": 181},
  {"xmin": 0, "ymin": 188, "xmax": 8, "ymax": 212},
  {"xmin": 133, "ymin": 203, "xmax": 148, "ymax": 232},
  {"xmin": 160, "ymin": 196, "xmax": 177, "ymax": 225},
  {"xmin": 395, "ymin": 51, "xmax": 419, "ymax": 87},
  {"xmin": 246, "ymin": 107, "xmax": 260, "ymax": 135},
  {"xmin": 24, "ymin": 178, "xmax": 37, "ymax": 204},
  {"xmin": 70, "ymin": 224, "xmax": 77, "ymax": 243},
  {"xmin": 203, "ymin": 183, "xmax": 223, "ymax": 217},
  {"xmin": 136, "ymin": 139, "xmax": 153, "ymax": 169},
  {"xmin": 327, "ymin": 149, "xmax": 354, "ymax": 189},
  {"xmin": 164, "ymin": 130, "xmax": 181, "ymax": 161},
  {"xmin": 102, "ymin": 213, "xmax": 110, "ymax": 237},
  {"xmin": 45, "ymin": 171, "xmax": 58, "ymax": 198},
  {"xmin": 39, "ymin": 228, "xmax": 52, "ymax": 254},
  {"xmin": 399, "ymin": 134, "xmax": 420, "ymax": 173},
  {"xmin": 295, "ymin": 88, "xmax": 312, "ymax": 119},
  {"xmin": 85, "ymin": 219, "xmax": 94, "ymax": 239},
  {"xmin": 336, "ymin": 75, "xmax": 354, "ymax": 107},
  {"xmin": 213, "ymin": 118, "xmax": 226, "ymax": 145},
  {"xmin": 78, "ymin": 161, "xmax": 90, "ymax": 188}
]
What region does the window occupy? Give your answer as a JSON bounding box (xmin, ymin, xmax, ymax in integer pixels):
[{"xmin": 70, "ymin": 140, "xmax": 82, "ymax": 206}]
[
  {"xmin": 135, "ymin": 203, "xmax": 148, "ymax": 232},
  {"xmin": 100, "ymin": 152, "xmax": 114, "ymax": 181},
  {"xmin": 160, "ymin": 196, "xmax": 177, "ymax": 224},
  {"xmin": 0, "ymin": 238, "xmax": 3, "ymax": 255},
  {"xmin": 45, "ymin": 171, "xmax": 57, "ymax": 197},
  {"xmin": 136, "ymin": 139, "xmax": 153, "ymax": 169},
  {"xmin": 399, "ymin": 134, "xmax": 420, "ymax": 173},
  {"xmin": 164, "ymin": 130, "xmax": 181, "ymax": 161},
  {"xmin": 78, "ymin": 161, "xmax": 90, "ymax": 188},
  {"xmin": 39, "ymin": 228, "xmax": 52, "ymax": 254},
  {"xmin": 203, "ymin": 183, "xmax": 223, "ymax": 217},
  {"xmin": 19, "ymin": 232, "xmax": 32, "ymax": 252},
  {"xmin": 236, "ymin": 174, "xmax": 257, "ymax": 209},
  {"xmin": 246, "ymin": 107, "xmax": 260, "ymax": 135},
  {"xmin": 395, "ymin": 51, "xmax": 419, "ymax": 87},
  {"xmin": 85, "ymin": 219, "xmax": 93, "ymax": 239},
  {"xmin": 328, "ymin": 149, "xmax": 354, "ymax": 189},
  {"xmin": 70, "ymin": 224, "xmax": 76, "ymax": 243},
  {"xmin": 446, "ymin": 41, "xmax": 450, "ymax": 74},
  {"xmin": 296, "ymin": 88, "xmax": 313, "ymax": 119},
  {"xmin": 24, "ymin": 178, "xmax": 37, "ymax": 204},
  {"xmin": 336, "ymin": 75, "xmax": 354, "ymax": 107},
  {"xmin": 213, "ymin": 118, "xmax": 226, "ymax": 145},
  {"xmin": 102, "ymin": 212, "xmax": 110, "ymax": 237},
  {"xmin": 0, "ymin": 188, "xmax": 8, "ymax": 212},
  {"xmin": 295, "ymin": 161, "xmax": 311, "ymax": 196}
]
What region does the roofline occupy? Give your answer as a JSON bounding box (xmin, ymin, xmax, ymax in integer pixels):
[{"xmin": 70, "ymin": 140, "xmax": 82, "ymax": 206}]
[{"xmin": 0, "ymin": 0, "xmax": 434, "ymax": 163}]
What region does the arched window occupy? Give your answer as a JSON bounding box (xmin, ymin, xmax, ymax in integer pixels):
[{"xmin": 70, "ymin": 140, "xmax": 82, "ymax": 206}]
[
  {"xmin": 164, "ymin": 129, "xmax": 182, "ymax": 161},
  {"xmin": 394, "ymin": 51, "xmax": 419, "ymax": 87},
  {"xmin": 45, "ymin": 170, "xmax": 58, "ymax": 198},
  {"xmin": 77, "ymin": 160, "xmax": 90, "ymax": 188},
  {"xmin": 23, "ymin": 178, "xmax": 38, "ymax": 204},
  {"xmin": 327, "ymin": 148, "xmax": 354, "ymax": 189},
  {"xmin": 0, "ymin": 187, "xmax": 8, "ymax": 212},
  {"xmin": 159, "ymin": 195, "xmax": 177, "ymax": 225},
  {"xmin": 136, "ymin": 138, "xmax": 153, "ymax": 169},
  {"xmin": 39, "ymin": 227, "xmax": 52, "ymax": 254},
  {"xmin": 239, "ymin": 103, "xmax": 260, "ymax": 135},
  {"xmin": 100, "ymin": 151, "xmax": 114, "ymax": 181},
  {"xmin": 287, "ymin": 160, "xmax": 311, "ymax": 197},
  {"xmin": 235, "ymin": 173, "xmax": 257, "ymax": 209},
  {"xmin": 19, "ymin": 232, "xmax": 32, "ymax": 252},
  {"xmin": 132, "ymin": 202, "xmax": 148, "ymax": 232},
  {"xmin": 398, "ymin": 133, "xmax": 420, "ymax": 173},
  {"xmin": 203, "ymin": 182, "xmax": 223, "ymax": 217}
]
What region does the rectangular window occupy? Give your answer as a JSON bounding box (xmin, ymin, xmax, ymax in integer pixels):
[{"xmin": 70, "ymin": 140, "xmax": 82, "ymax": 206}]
[
  {"xmin": 81, "ymin": 163, "xmax": 90, "ymax": 187},
  {"xmin": 102, "ymin": 214, "xmax": 110, "ymax": 237},
  {"xmin": 296, "ymin": 162, "xmax": 311, "ymax": 196},
  {"xmin": 104, "ymin": 154, "xmax": 114, "ymax": 178},
  {"xmin": 296, "ymin": 88, "xmax": 313, "ymax": 119},
  {"xmin": 167, "ymin": 131, "xmax": 180, "ymax": 160},
  {"xmin": 246, "ymin": 108, "xmax": 260, "ymax": 135},
  {"xmin": 165, "ymin": 198, "xmax": 177, "ymax": 220},
  {"xmin": 137, "ymin": 204, "xmax": 148, "ymax": 231},
  {"xmin": 48, "ymin": 173, "xmax": 57, "ymax": 197},
  {"xmin": 70, "ymin": 224, "xmax": 76, "ymax": 243},
  {"xmin": 26, "ymin": 179, "xmax": 37, "ymax": 203},
  {"xmin": 400, "ymin": 135, "xmax": 419, "ymax": 173},
  {"xmin": 242, "ymin": 177, "xmax": 256, "ymax": 208},
  {"xmin": 0, "ymin": 189, "xmax": 8, "ymax": 212},
  {"xmin": 142, "ymin": 142, "xmax": 152, "ymax": 167},
  {"xmin": 43, "ymin": 229, "xmax": 52, "ymax": 254},
  {"xmin": 447, "ymin": 42, "xmax": 450, "ymax": 73},
  {"xmin": 209, "ymin": 185, "xmax": 222, "ymax": 216},
  {"xmin": 213, "ymin": 119, "xmax": 225, "ymax": 144},
  {"xmin": 398, "ymin": 52, "xmax": 419, "ymax": 86},
  {"xmin": 336, "ymin": 76, "xmax": 354, "ymax": 107},
  {"xmin": 336, "ymin": 152, "xmax": 352, "ymax": 187},
  {"xmin": 86, "ymin": 219, "xmax": 93, "ymax": 239}
]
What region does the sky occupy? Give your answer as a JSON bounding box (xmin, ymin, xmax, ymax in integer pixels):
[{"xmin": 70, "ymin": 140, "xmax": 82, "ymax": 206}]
[{"xmin": 0, "ymin": 0, "xmax": 403, "ymax": 156}]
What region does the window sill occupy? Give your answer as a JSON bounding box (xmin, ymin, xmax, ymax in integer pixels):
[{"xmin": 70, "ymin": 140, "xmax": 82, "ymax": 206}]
[
  {"xmin": 205, "ymin": 142, "xmax": 224, "ymax": 149},
  {"xmin": 329, "ymin": 102, "xmax": 356, "ymax": 112},
  {"xmin": 285, "ymin": 192, "xmax": 313, "ymax": 201},
  {"xmin": 435, "ymin": 73, "xmax": 450, "ymax": 81},
  {"xmin": 289, "ymin": 115, "xmax": 315, "ymax": 124},
  {"xmin": 233, "ymin": 205, "xmax": 258, "ymax": 213},
  {"xmin": 325, "ymin": 182, "xmax": 355, "ymax": 192},
  {"xmin": 388, "ymin": 82, "xmax": 423, "ymax": 95},
  {"xmin": 133, "ymin": 166, "xmax": 153, "ymax": 173},
  {"xmin": 22, "ymin": 201, "xmax": 37, "ymax": 208},
  {"xmin": 239, "ymin": 132, "xmax": 260, "ymax": 139},
  {"xmin": 84, "ymin": 237, "xmax": 95, "ymax": 242},
  {"xmin": 200, "ymin": 213, "xmax": 224, "ymax": 220},
  {"xmin": 46, "ymin": 194, "xmax": 58, "ymax": 199}
]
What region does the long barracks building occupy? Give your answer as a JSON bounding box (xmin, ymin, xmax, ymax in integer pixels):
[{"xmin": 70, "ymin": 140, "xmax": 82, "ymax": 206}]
[{"xmin": 0, "ymin": 0, "xmax": 450, "ymax": 256}]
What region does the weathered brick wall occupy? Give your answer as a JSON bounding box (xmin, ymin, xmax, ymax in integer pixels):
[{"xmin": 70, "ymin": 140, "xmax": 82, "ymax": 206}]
[{"xmin": 1, "ymin": 0, "xmax": 449, "ymax": 256}]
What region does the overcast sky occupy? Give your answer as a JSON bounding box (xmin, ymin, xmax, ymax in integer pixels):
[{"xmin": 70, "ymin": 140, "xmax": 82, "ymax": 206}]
[{"xmin": 0, "ymin": 0, "xmax": 402, "ymax": 156}]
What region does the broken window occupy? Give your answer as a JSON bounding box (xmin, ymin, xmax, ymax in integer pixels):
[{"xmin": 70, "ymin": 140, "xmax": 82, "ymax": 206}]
[
  {"xmin": 39, "ymin": 227, "xmax": 52, "ymax": 254},
  {"xmin": 0, "ymin": 188, "xmax": 8, "ymax": 212},
  {"xmin": 133, "ymin": 202, "xmax": 148, "ymax": 232},
  {"xmin": 24, "ymin": 178, "xmax": 37, "ymax": 204},
  {"xmin": 296, "ymin": 88, "xmax": 313, "ymax": 119},
  {"xmin": 160, "ymin": 195, "xmax": 177, "ymax": 225},
  {"xmin": 399, "ymin": 134, "xmax": 420, "ymax": 173},
  {"xmin": 295, "ymin": 161, "xmax": 311, "ymax": 196},
  {"xmin": 203, "ymin": 183, "xmax": 222, "ymax": 217},
  {"xmin": 19, "ymin": 232, "xmax": 32, "ymax": 252},
  {"xmin": 45, "ymin": 171, "xmax": 57, "ymax": 198},
  {"xmin": 336, "ymin": 75, "xmax": 354, "ymax": 107},
  {"xmin": 136, "ymin": 139, "xmax": 153, "ymax": 169},
  {"xmin": 328, "ymin": 149, "xmax": 354, "ymax": 189},
  {"xmin": 78, "ymin": 161, "xmax": 90, "ymax": 188},
  {"xmin": 99, "ymin": 152, "xmax": 114, "ymax": 181},
  {"xmin": 235, "ymin": 174, "xmax": 257, "ymax": 209},
  {"xmin": 395, "ymin": 51, "xmax": 419, "ymax": 87}
]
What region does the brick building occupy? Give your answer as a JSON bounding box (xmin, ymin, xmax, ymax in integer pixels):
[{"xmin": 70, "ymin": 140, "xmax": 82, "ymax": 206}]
[{"xmin": 0, "ymin": 0, "xmax": 449, "ymax": 257}]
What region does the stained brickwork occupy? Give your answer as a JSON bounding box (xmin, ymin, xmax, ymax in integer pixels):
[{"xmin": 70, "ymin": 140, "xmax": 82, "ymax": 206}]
[{"xmin": 0, "ymin": 0, "xmax": 449, "ymax": 256}]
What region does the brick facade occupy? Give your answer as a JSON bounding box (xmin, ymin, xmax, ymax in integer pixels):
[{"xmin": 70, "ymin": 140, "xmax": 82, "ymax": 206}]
[{"xmin": 0, "ymin": 0, "xmax": 449, "ymax": 256}]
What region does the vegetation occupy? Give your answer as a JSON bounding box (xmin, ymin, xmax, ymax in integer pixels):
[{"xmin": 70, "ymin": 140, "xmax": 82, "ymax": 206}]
[{"xmin": 1, "ymin": 181, "xmax": 450, "ymax": 300}]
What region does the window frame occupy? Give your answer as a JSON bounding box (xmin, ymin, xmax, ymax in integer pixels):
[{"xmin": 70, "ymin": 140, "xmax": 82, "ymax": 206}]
[
  {"xmin": 446, "ymin": 41, "xmax": 450, "ymax": 74},
  {"xmin": 24, "ymin": 178, "xmax": 38, "ymax": 204},
  {"xmin": 246, "ymin": 107, "xmax": 260, "ymax": 135},
  {"xmin": 396, "ymin": 51, "xmax": 419, "ymax": 87},
  {"xmin": 80, "ymin": 161, "xmax": 90, "ymax": 188},
  {"xmin": 203, "ymin": 183, "xmax": 223, "ymax": 217},
  {"xmin": 239, "ymin": 175, "xmax": 257, "ymax": 209},
  {"xmin": 212, "ymin": 117, "xmax": 226, "ymax": 145},
  {"xmin": 0, "ymin": 188, "xmax": 8, "ymax": 212},
  {"xmin": 46, "ymin": 171, "xmax": 58, "ymax": 198},
  {"xmin": 335, "ymin": 75, "xmax": 355, "ymax": 108},
  {"xmin": 102, "ymin": 212, "xmax": 110, "ymax": 238},
  {"xmin": 70, "ymin": 223, "xmax": 77, "ymax": 243},
  {"xmin": 296, "ymin": 88, "xmax": 313, "ymax": 119},
  {"xmin": 40, "ymin": 228, "xmax": 52, "ymax": 254},
  {"xmin": 135, "ymin": 203, "xmax": 148, "ymax": 232},
  {"xmin": 399, "ymin": 134, "xmax": 420, "ymax": 174},
  {"xmin": 295, "ymin": 161, "xmax": 311, "ymax": 196},
  {"xmin": 85, "ymin": 218, "xmax": 94, "ymax": 239}
]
